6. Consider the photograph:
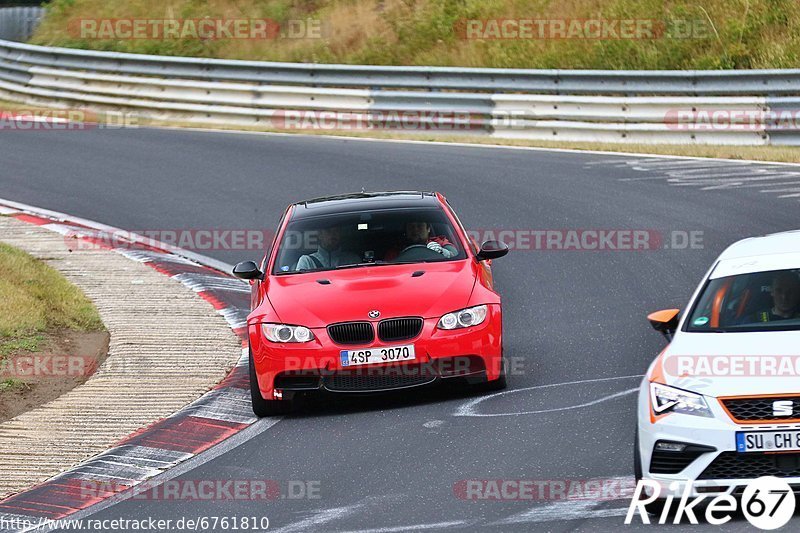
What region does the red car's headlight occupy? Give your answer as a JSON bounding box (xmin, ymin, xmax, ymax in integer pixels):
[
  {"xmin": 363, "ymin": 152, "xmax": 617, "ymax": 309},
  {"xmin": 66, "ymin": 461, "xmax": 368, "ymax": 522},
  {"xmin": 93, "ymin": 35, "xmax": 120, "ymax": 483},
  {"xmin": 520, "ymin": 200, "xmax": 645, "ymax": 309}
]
[
  {"xmin": 262, "ymin": 323, "xmax": 315, "ymax": 343},
  {"xmin": 437, "ymin": 305, "xmax": 488, "ymax": 330}
]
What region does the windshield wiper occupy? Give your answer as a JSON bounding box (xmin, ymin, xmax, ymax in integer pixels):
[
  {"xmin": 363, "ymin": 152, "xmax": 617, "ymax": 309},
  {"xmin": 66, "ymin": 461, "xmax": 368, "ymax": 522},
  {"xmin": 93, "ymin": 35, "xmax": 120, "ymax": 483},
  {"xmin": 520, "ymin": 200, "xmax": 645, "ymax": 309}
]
[
  {"xmin": 335, "ymin": 261, "xmax": 390, "ymax": 269},
  {"xmin": 275, "ymin": 267, "xmax": 330, "ymax": 275},
  {"xmin": 336, "ymin": 259, "xmax": 455, "ymax": 269},
  {"xmin": 276, "ymin": 258, "xmax": 448, "ymax": 275},
  {"xmin": 275, "ymin": 262, "xmax": 390, "ymax": 275},
  {"xmin": 389, "ymin": 260, "xmax": 442, "ymax": 265}
]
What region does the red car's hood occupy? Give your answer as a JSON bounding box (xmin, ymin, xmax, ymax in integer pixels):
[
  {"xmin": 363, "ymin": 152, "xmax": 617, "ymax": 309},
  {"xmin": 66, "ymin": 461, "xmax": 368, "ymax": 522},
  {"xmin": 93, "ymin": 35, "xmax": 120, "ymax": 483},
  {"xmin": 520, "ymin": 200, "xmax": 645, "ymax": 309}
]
[{"xmin": 266, "ymin": 261, "xmax": 477, "ymax": 328}]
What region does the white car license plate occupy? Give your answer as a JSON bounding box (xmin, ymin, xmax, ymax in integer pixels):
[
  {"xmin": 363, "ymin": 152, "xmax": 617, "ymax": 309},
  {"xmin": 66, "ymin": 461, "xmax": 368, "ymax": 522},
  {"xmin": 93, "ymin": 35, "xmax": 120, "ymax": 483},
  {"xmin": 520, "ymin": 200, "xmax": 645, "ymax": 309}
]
[
  {"xmin": 340, "ymin": 344, "xmax": 415, "ymax": 367},
  {"xmin": 736, "ymin": 430, "xmax": 800, "ymax": 453}
]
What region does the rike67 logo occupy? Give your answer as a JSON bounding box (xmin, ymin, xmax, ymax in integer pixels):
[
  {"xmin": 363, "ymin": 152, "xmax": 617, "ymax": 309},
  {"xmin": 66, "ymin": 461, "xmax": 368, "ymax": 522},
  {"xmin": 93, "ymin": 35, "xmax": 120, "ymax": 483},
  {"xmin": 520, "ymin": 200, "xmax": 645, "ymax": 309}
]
[{"xmin": 626, "ymin": 477, "xmax": 796, "ymax": 529}]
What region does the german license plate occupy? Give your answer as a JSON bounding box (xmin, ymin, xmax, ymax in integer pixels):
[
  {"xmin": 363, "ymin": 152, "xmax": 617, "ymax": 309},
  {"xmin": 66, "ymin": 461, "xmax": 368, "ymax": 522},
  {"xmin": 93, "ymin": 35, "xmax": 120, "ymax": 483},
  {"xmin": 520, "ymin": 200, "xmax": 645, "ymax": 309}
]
[
  {"xmin": 340, "ymin": 344, "xmax": 415, "ymax": 367},
  {"xmin": 736, "ymin": 430, "xmax": 800, "ymax": 453}
]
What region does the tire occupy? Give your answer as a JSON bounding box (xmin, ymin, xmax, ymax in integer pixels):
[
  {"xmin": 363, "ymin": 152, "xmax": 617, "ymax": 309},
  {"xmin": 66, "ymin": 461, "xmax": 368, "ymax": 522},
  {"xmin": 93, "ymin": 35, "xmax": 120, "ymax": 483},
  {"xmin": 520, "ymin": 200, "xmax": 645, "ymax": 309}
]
[{"xmin": 249, "ymin": 349, "xmax": 292, "ymax": 417}]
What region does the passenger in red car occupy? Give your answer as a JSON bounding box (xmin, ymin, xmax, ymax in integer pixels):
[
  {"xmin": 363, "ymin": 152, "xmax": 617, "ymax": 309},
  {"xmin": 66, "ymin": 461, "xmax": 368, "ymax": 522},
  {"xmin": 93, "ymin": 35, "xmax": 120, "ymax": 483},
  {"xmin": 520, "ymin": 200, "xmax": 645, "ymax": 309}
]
[
  {"xmin": 296, "ymin": 226, "xmax": 360, "ymax": 271},
  {"xmin": 385, "ymin": 221, "xmax": 457, "ymax": 261}
]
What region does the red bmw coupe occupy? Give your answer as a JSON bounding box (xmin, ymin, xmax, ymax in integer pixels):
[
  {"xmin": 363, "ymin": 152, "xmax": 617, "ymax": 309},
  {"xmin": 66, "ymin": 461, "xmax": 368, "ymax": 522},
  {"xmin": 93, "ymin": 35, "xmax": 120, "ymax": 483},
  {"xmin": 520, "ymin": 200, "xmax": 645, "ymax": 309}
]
[{"xmin": 233, "ymin": 191, "xmax": 509, "ymax": 416}]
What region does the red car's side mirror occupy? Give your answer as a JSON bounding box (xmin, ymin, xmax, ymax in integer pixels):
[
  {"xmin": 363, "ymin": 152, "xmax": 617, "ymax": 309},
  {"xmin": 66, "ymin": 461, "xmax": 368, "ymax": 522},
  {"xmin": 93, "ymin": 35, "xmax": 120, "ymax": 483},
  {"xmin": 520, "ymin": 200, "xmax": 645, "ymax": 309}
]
[
  {"xmin": 476, "ymin": 240, "xmax": 509, "ymax": 261},
  {"xmin": 233, "ymin": 260, "xmax": 263, "ymax": 280}
]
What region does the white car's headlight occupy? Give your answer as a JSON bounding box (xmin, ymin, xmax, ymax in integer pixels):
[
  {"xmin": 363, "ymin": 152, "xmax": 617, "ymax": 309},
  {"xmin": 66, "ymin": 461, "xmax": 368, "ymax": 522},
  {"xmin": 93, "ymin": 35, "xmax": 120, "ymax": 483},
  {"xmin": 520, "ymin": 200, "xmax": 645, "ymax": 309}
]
[
  {"xmin": 437, "ymin": 305, "xmax": 488, "ymax": 330},
  {"xmin": 262, "ymin": 323, "xmax": 315, "ymax": 343},
  {"xmin": 649, "ymin": 382, "xmax": 712, "ymax": 418}
]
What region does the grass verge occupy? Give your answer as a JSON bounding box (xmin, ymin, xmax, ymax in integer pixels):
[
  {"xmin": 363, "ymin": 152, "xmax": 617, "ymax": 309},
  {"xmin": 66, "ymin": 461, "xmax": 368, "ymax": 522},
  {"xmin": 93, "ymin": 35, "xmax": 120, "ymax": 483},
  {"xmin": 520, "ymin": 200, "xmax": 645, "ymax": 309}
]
[
  {"xmin": 30, "ymin": 0, "xmax": 800, "ymax": 70},
  {"xmin": 0, "ymin": 240, "xmax": 103, "ymax": 359}
]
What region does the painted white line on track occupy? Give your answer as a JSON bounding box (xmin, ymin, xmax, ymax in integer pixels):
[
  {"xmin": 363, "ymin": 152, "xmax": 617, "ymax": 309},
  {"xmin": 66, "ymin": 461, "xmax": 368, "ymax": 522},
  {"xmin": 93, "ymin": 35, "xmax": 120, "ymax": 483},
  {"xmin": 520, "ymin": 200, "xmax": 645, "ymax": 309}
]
[
  {"xmin": 759, "ymin": 186, "xmax": 800, "ymax": 192},
  {"xmin": 453, "ymin": 375, "xmax": 643, "ymax": 418},
  {"xmin": 597, "ymin": 157, "xmax": 800, "ymax": 203},
  {"xmin": 637, "ymin": 164, "xmax": 753, "ymax": 173},
  {"xmin": 701, "ymin": 176, "xmax": 800, "ymax": 190},
  {"xmin": 662, "ymin": 168, "xmax": 779, "ymax": 178},
  {"xmin": 637, "ymin": 160, "xmax": 750, "ymax": 167},
  {"xmin": 458, "ymin": 388, "xmax": 638, "ymax": 418},
  {"xmin": 669, "ymin": 169, "xmax": 800, "ymax": 180}
]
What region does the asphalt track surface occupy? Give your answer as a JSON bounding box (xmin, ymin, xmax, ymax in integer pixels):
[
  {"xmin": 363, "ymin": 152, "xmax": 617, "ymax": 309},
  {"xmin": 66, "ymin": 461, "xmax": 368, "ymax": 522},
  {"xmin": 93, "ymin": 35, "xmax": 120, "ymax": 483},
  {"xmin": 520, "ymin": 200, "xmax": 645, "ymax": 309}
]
[{"xmin": 2, "ymin": 128, "xmax": 800, "ymax": 532}]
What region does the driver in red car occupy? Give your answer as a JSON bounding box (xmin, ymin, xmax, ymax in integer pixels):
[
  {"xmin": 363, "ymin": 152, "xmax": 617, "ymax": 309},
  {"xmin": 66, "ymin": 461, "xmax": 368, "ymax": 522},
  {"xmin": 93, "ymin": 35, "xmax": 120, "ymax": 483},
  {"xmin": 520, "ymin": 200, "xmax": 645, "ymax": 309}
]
[{"xmin": 385, "ymin": 221, "xmax": 457, "ymax": 261}]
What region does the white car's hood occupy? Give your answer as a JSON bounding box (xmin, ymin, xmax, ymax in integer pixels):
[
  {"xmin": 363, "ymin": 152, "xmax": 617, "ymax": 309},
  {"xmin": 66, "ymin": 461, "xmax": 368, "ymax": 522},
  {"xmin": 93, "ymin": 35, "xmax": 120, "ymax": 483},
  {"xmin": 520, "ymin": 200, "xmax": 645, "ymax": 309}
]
[{"xmin": 653, "ymin": 330, "xmax": 800, "ymax": 398}]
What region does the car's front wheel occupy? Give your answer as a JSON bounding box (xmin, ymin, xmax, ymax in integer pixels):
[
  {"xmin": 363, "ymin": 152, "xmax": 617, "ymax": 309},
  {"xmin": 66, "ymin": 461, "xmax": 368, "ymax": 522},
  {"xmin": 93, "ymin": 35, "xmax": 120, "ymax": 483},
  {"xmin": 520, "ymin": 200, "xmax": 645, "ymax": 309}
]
[{"xmin": 249, "ymin": 348, "xmax": 292, "ymax": 417}]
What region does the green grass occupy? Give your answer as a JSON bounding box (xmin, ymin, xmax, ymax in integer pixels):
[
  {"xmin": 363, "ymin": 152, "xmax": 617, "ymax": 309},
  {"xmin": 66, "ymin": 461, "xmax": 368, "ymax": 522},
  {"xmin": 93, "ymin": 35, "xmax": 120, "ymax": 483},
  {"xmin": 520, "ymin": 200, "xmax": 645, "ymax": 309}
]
[
  {"xmin": 0, "ymin": 335, "xmax": 46, "ymax": 358},
  {"xmin": 0, "ymin": 241, "xmax": 103, "ymax": 359},
  {"xmin": 29, "ymin": 0, "xmax": 800, "ymax": 69},
  {"xmin": 0, "ymin": 379, "xmax": 29, "ymax": 393}
]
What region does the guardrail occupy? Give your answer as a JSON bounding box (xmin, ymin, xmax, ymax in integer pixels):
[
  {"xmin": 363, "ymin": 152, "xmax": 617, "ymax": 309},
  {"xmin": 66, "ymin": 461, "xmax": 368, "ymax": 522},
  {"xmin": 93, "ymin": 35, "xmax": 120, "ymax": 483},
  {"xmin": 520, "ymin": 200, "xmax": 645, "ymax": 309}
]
[
  {"xmin": 0, "ymin": 6, "xmax": 40, "ymax": 42},
  {"xmin": 0, "ymin": 6, "xmax": 797, "ymax": 145}
]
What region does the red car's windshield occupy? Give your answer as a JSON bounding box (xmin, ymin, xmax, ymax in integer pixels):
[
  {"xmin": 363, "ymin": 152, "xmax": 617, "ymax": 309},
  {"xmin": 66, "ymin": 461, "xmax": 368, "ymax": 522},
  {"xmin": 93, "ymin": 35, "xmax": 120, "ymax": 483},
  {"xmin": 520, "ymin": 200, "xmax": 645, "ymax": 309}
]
[{"xmin": 271, "ymin": 207, "xmax": 466, "ymax": 274}]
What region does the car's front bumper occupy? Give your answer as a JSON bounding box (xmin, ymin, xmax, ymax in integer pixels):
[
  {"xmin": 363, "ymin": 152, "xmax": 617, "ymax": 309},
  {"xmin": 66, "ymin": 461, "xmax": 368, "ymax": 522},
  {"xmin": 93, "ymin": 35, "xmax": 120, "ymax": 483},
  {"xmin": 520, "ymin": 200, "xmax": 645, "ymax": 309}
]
[
  {"xmin": 636, "ymin": 380, "xmax": 800, "ymax": 498},
  {"xmin": 249, "ymin": 304, "xmax": 502, "ymax": 399}
]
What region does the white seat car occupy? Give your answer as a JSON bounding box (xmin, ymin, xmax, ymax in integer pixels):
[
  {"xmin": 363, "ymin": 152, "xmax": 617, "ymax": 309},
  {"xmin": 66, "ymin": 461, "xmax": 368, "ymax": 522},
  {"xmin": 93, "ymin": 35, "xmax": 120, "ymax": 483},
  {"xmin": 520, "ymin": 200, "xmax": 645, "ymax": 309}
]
[{"xmin": 636, "ymin": 229, "xmax": 800, "ymax": 503}]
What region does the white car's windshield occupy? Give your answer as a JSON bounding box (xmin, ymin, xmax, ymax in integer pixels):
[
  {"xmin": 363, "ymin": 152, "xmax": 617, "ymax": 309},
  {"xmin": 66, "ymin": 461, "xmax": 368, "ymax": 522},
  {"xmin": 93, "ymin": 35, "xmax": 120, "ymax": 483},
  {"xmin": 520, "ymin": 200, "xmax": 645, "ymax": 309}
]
[
  {"xmin": 271, "ymin": 207, "xmax": 466, "ymax": 275},
  {"xmin": 687, "ymin": 268, "xmax": 800, "ymax": 332}
]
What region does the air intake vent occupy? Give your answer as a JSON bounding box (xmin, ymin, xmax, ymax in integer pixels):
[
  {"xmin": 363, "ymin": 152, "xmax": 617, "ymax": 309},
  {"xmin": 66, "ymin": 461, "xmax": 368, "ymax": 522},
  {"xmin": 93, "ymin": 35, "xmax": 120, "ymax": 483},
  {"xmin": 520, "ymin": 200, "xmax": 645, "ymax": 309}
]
[
  {"xmin": 378, "ymin": 317, "xmax": 423, "ymax": 342},
  {"xmin": 649, "ymin": 442, "xmax": 715, "ymax": 475},
  {"xmin": 699, "ymin": 452, "xmax": 800, "ymax": 480},
  {"xmin": 327, "ymin": 322, "xmax": 374, "ymax": 345},
  {"xmin": 721, "ymin": 396, "xmax": 800, "ymax": 423}
]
